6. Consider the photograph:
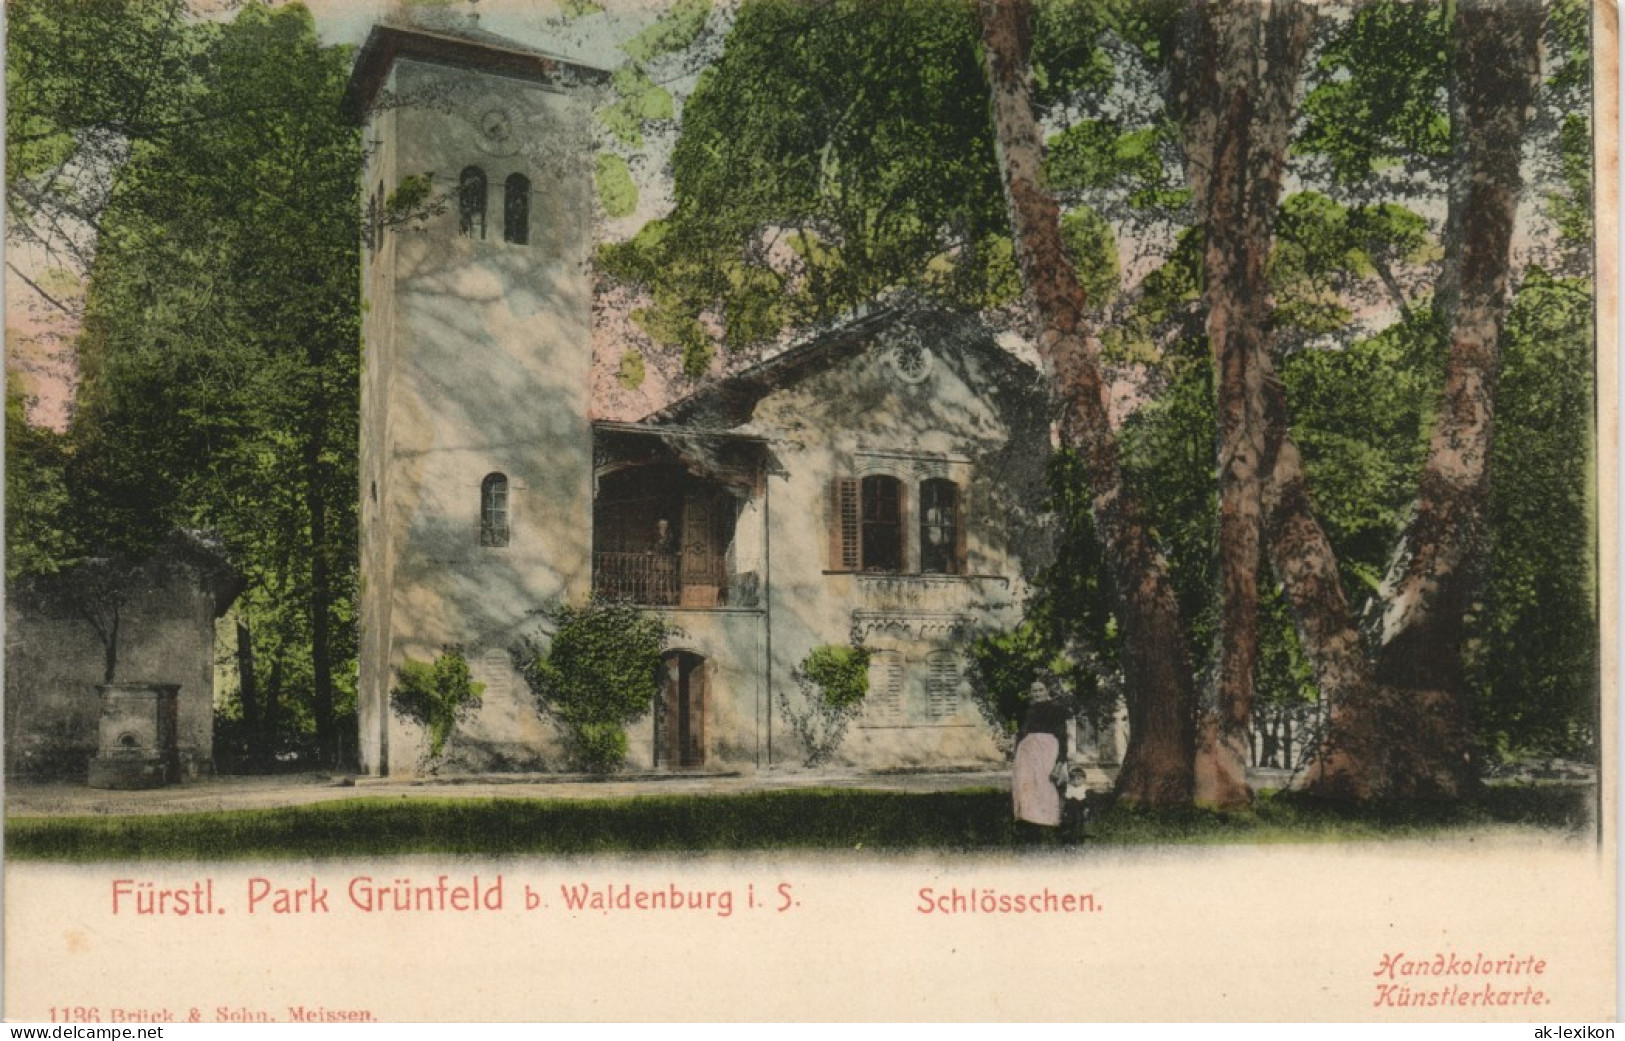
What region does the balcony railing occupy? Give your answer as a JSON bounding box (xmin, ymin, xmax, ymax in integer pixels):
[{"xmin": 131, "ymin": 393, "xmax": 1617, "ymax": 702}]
[{"xmin": 593, "ymin": 551, "xmax": 681, "ymax": 606}]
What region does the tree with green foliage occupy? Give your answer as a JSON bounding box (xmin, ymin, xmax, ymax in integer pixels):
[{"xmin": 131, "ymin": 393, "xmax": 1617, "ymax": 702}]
[
  {"xmin": 1279, "ymin": 0, "xmax": 1547, "ymax": 800},
  {"xmin": 391, "ymin": 647, "xmax": 485, "ymax": 763},
  {"xmin": 978, "ymin": 0, "xmax": 1204, "ymax": 807},
  {"xmin": 515, "ymin": 598, "xmax": 678, "ymax": 773},
  {"xmin": 779, "ymin": 644, "xmax": 871, "ymax": 767},
  {"xmin": 23, "ymin": 2, "xmax": 364, "ymax": 768},
  {"xmin": 6, "ymin": 0, "xmax": 199, "ymax": 306},
  {"xmin": 597, "ymin": 0, "xmax": 1021, "ymax": 375},
  {"xmin": 4, "ymin": 385, "xmax": 75, "ymax": 580}
]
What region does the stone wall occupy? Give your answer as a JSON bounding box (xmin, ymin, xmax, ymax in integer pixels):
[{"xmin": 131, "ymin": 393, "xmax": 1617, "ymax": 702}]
[{"xmin": 4, "ymin": 532, "xmax": 241, "ymax": 780}]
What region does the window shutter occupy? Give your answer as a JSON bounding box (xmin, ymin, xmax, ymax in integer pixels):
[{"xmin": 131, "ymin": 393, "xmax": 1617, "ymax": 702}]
[
  {"xmin": 927, "ymin": 652, "xmax": 960, "ymax": 720},
  {"xmin": 895, "ymin": 479, "xmax": 908, "ymax": 572},
  {"xmin": 869, "ymin": 651, "xmax": 905, "ymax": 724},
  {"xmin": 953, "ymin": 484, "xmax": 967, "ymax": 575},
  {"xmin": 829, "ymin": 477, "xmax": 860, "ymax": 570}
]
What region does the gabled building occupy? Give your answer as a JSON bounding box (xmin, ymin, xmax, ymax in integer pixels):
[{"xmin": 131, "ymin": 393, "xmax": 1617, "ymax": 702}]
[{"xmin": 348, "ymin": 15, "xmax": 1056, "ymax": 777}]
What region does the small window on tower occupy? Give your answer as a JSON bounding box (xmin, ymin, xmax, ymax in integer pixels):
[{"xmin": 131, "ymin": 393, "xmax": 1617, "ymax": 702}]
[
  {"xmin": 480, "ymin": 473, "xmax": 509, "ymax": 547},
  {"xmin": 504, "ymin": 173, "xmax": 530, "ymax": 245},
  {"xmin": 460, "ymin": 166, "xmax": 488, "ymax": 239}
]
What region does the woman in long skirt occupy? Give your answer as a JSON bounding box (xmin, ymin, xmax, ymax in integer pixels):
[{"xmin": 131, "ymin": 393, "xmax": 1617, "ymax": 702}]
[{"xmin": 1013, "ymin": 677, "xmax": 1069, "ymax": 827}]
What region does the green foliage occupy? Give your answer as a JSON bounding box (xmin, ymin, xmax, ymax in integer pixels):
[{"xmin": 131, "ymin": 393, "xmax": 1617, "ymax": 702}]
[
  {"xmin": 384, "ymin": 173, "xmax": 435, "ymax": 219},
  {"xmin": 598, "ymin": 0, "xmax": 1025, "ymax": 354},
  {"xmin": 48, "ymin": 2, "xmax": 363, "ymax": 765},
  {"xmin": 1099, "ymin": 228, "xmax": 1202, "ymax": 362},
  {"xmin": 6, "ymin": 0, "xmax": 198, "ymax": 215},
  {"xmin": 1297, "ymin": 0, "xmax": 1452, "ymax": 184},
  {"xmin": 1045, "ymin": 122, "xmax": 1175, "ymax": 211},
  {"xmin": 1271, "ymin": 193, "xmax": 1431, "ymax": 336},
  {"xmin": 1539, "ymin": 0, "xmax": 1593, "ymax": 268},
  {"xmin": 780, "ymin": 644, "xmax": 870, "ymax": 766},
  {"xmin": 1059, "ymin": 205, "xmax": 1120, "ymax": 306},
  {"xmin": 968, "ymin": 621, "xmax": 1055, "ymax": 737},
  {"xmin": 4, "ymin": 385, "xmax": 76, "ymax": 579},
  {"xmin": 515, "ymin": 598, "xmax": 678, "ymax": 773},
  {"xmin": 632, "ymin": 301, "xmax": 713, "ymax": 376},
  {"xmin": 391, "ymin": 647, "xmax": 485, "ymax": 761},
  {"xmin": 595, "ymin": 153, "xmax": 639, "ymax": 218},
  {"xmin": 1279, "ymin": 314, "xmax": 1440, "ymax": 580},
  {"xmin": 1027, "ymin": 0, "xmax": 1115, "ymax": 104},
  {"xmin": 1469, "ymin": 273, "xmax": 1596, "ymax": 759},
  {"xmin": 616, "ymin": 350, "xmax": 647, "ymax": 390},
  {"xmin": 970, "ymin": 450, "xmax": 1122, "ymax": 738},
  {"xmin": 1549, "ymin": 113, "xmax": 1593, "ymax": 251},
  {"xmin": 622, "ymin": 0, "xmax": 712, "ymax": 65},
  {"xmin": 600, "ymin": 65, "xmax": 677, "ymax": 148},
  {"xmin": 561, "ymin": 0, "xmax": 605, "ymax": 21},
  {"xmin": 796, "ymin": 645, "xmax": 870, "ymax": 711}
]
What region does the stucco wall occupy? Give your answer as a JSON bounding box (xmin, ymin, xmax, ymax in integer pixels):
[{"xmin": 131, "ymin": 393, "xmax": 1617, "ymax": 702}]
[
  {"xmin": 358, "ymin": 56, "xmax": 603, "ymax": 776},
  {"xmin": 744, "ymin": 316, "xmax": 1054, "ymax": 770}
]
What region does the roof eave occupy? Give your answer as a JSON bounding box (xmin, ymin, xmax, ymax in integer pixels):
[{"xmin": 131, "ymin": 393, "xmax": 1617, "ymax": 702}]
[{"xmin": 342, "ymin": 24, "xmax": 609, "ymax": 123}]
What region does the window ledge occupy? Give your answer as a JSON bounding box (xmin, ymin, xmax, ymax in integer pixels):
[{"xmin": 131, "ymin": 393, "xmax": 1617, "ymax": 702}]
[{"xmin": 821, "ymin": 571, "xmax": 1003, "ymax": 581}]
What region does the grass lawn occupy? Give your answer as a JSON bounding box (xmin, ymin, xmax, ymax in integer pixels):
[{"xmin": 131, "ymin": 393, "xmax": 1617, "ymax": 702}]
[{"xmin": 4, "ymin": 784, "xmax": 1595, "ymax": 861}]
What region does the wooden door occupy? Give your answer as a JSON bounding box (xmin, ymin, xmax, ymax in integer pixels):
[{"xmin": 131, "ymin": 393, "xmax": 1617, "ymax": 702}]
[
  {"xmin": 680, "ymin": 492, "xmax": 720, "ymax": 606},
  {"xmin": 657, "ymin": 651, "xmax": 706, "ymax": 769}
]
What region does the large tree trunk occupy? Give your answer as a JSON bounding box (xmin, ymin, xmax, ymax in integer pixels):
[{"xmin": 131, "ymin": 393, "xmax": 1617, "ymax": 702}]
[
  {"xmin": 979, "ymin": 0, "xmax": 1196, "ymax": 806},
  {"xmin": 1176, "ymin": 0, "xmax": 1313, "ymax": 809},
  {"xmin": 1294, "ymin": 0, "xmax": 1541, "ymax": 800},
  {"xmin": 1265, "ymin": 381, "xmax": 1384, "ymax": 800}
]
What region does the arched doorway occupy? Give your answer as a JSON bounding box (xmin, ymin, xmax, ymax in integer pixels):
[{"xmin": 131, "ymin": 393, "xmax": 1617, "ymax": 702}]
[{"xmin": 656, "ymin": 651, "xmax": 706, "ymax": 768}]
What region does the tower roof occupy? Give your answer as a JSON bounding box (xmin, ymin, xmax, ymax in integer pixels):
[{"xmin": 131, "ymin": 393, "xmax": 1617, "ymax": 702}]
[{"xmin": 343, "ymin": 21, "xmax": 610, "ymax": 121}]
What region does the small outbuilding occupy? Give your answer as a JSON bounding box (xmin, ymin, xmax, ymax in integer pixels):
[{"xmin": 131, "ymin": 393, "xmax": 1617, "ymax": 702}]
[{"xmin": 4, "ymin": 530, "xmax": 243, "ymax": 781}]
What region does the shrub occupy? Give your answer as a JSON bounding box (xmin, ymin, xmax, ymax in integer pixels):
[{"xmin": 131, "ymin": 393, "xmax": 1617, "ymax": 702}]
[
  {"xmin": 778, "ymin": 644, "xmax": 870, "ymax": 767},
  {"xmin": 390, "ymin": 647, "xmax": 485, "ymax": 762},
  {"xmin": 515, "ymin": 597, "xmax": 677, "ymax": 773}
]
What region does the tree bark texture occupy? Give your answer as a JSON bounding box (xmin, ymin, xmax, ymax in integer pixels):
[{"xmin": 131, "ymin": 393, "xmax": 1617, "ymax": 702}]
[
  {"xmin": 979, "ymin": 0, "xmax": 1196, "ymax": 806},
  {"xmin": 1300, "ymin": 0, "xmax": 1541, "ymax": 800},
  {"xmin": 1175, "ymin": 0, "xmax": 1313, "ymax": 808}
]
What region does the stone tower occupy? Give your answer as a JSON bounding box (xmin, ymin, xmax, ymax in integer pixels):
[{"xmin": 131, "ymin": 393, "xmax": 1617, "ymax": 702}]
[{"xmin": 346, "ymin": 15, "xmax": 609, "ymax": 775}]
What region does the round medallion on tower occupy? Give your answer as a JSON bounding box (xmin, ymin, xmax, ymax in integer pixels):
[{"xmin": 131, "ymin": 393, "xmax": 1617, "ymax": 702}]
[{"xmin": 474, "ymin": 105, "xmax": 521, "ymax": 157}]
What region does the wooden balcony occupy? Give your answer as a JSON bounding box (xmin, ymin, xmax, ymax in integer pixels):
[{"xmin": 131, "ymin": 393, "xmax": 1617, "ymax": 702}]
[{"xmin": 593, "ymin": 551, "xmax": 682, "ymax": 606}]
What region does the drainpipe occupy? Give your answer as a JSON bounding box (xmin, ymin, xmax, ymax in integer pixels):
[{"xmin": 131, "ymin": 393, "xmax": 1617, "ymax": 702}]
[{"xmin": 762, "ymin": 467, "xmax": 773, "ymax": 769}]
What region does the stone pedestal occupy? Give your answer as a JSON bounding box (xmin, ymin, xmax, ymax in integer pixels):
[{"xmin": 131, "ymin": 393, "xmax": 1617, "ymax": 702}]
[{"xmin": 87, "ymin": 683, "xmax": 181, "ymax": 789}]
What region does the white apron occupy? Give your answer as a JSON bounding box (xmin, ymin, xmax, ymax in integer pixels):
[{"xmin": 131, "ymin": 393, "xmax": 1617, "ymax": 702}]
[{"xmin": 1012, "ymin": 731, "xmax": 1062, "ymax": 826}]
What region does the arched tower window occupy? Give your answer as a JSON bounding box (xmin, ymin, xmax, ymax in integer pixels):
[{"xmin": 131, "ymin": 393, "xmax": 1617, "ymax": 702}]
[
  {"xmin": 504, "ymin": 173, "xmax": 530, "ymax": 245},
  {"xmin": 459, "ymin": 166, "xmax": 488, "ymax": 239},
  {"xmin": 480, "ymin": 472, "xmax": 509, "ymax": 547}
]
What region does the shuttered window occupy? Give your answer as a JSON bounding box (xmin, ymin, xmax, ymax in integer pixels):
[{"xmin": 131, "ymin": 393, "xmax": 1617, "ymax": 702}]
[
  {"xmin": 868, "ymin": 650, "xmax": 905, "ymax": 724},
  {"xmin": 829, "ymin": 475, "xmax": 912, "ymax": 572},
  {"xmin": 926, "ymin": 651, "xmax": 961, "ymax": 720}
]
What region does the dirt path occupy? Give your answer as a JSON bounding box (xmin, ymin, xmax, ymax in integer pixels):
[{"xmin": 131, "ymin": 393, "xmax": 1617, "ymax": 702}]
[{"xmin": 4, "ymin": 769, "xmax": 1015, "ymax": 818}]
